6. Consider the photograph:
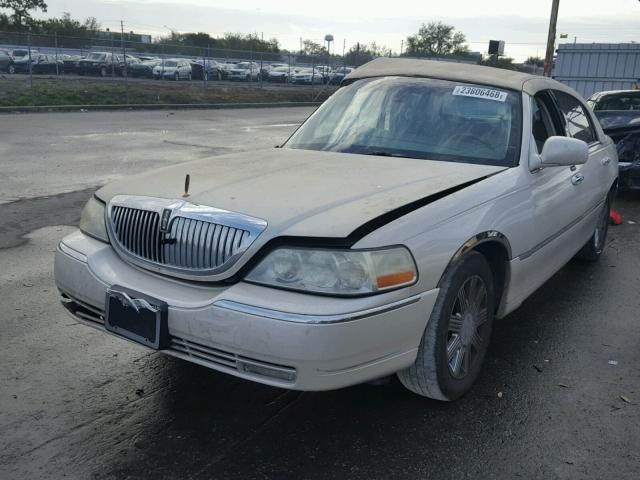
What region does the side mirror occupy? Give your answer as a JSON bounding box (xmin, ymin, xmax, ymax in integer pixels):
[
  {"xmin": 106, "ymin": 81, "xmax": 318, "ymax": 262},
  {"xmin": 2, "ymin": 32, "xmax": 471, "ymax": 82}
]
[{"xmin": 532, "ymin": 136, "xmax": 588, "ymax": 170}]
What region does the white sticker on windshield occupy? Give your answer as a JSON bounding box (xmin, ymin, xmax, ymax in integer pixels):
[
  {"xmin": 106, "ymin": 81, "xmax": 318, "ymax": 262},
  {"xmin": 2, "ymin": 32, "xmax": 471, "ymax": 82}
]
[{"xmin": 452, "ymin": 85, "xmax": 508, "ymax": 102}]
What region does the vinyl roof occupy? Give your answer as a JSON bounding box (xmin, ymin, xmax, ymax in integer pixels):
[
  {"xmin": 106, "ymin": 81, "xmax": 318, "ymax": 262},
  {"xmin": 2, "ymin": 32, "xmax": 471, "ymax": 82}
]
[{"xmin": 344, "ymin": 57, "xmax": 569, "ymax": 95}]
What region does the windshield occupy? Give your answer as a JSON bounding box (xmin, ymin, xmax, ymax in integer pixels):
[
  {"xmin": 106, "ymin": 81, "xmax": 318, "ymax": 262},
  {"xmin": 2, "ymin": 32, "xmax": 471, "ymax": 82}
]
[
  {"xmin": 237, "ymin": 62, "xmax": 252, "ymax": 69},
  {"xmin": 163, "ymin": 60, "xmax": 177, "ymax": 67},
  {"xmin": 87, "ymin": 53, "xmax": 106, "ymax": 61},
  {"xmin": 593, "ymin": 93, "xmax": 640, "ymax": 111},
  {"xmin": 286, "ymin": 77, "xmax": 522, "ymax": 166}
]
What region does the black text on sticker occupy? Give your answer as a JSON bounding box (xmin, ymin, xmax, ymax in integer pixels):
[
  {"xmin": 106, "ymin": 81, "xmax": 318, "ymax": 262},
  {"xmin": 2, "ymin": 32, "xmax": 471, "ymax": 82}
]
[{"xmin": 453, "ymin": 86, "xmax": 508, "ymax": 102}]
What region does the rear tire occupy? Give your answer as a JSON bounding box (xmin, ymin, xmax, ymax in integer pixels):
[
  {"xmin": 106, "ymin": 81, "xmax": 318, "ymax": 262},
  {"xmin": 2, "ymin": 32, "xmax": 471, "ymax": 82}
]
[
  {"xmin": 576, "ymin": 197, "xmax": 610, "ymax": 261},
  {"xmin": 397, "ymin": 251, "xmax": 495, "ymax": 401}
]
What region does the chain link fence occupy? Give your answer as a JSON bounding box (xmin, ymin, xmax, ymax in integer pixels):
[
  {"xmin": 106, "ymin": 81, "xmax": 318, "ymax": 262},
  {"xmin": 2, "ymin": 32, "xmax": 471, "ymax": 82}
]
[{"xmin": 0, "ymin": 30, "xmax": 350, "ymax": 107}]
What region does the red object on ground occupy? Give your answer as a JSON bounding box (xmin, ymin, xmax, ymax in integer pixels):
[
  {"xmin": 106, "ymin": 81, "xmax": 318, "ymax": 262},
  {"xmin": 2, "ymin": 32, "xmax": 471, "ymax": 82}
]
[{"xmin": 609, "ymin": 209, "xmax": 623, "ymax": 225}]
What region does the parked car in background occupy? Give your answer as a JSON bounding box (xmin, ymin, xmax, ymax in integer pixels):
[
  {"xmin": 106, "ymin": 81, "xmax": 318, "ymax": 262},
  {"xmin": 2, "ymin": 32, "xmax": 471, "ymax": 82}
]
[
  {"xmin": 152, "ymin": 59, "xmax": 192, "ymax": 81},
  {"xmin": 260, "ymin": 62, "xmax": 288, "ymax": 80},
  {"xmin": 129, "ymin": 59, "xmax": 161, "ymax": 78},
  {"xmin": 219, "ymin": 61, "xmax": 239, "ymax": 79},
  {"xmin": 291, "ymin": 68, "xmax": 324, "ymax": 84},
  {"xmin": 267, "ymin": 66, "xmax": 291, "ymax": 83},
  {"xmin": 190, "ymin": 59, "xmax": 223, "ymax": 81},
  {"xmin": 78, "ymin": 52, "xmax": 123, "ymax": 77},
  {"xmin": 55, "ymin": 58, "xmax": 617, "ymax": 402},
  {"xmin": 8, "ymin": 48, "xmax": 36, "ymax": 60},
  {"xmin": 227, "ymin": 61, "xmax": 260, "ymax": 81},
  {"xmin": 0, "ymin": 49, "xmax": 12, "ymax": 72},
  {"xmin": 9, "ymin": 53, "xmax": 63, "ymax": 74},
  {"xmin": 61, "ymin": 54, "xmax": 83, "ymax": 74},
  {"xmin": 328, "ymin": 66, "xmax": 353, "ymax": 85},
  {"xmin": 588, "ymin": 89, "xmax": 640, "ymax": 189}
]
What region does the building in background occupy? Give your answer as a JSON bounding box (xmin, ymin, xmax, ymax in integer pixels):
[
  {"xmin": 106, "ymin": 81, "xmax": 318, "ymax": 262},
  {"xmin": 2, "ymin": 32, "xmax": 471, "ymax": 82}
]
[{"xmin": 554, "ymin": 43, "xmax": 640, "ymax": 98}]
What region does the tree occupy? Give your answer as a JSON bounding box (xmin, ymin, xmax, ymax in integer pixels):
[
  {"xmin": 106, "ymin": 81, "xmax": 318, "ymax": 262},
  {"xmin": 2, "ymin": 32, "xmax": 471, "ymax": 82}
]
[
  {"xmin": 345, "ymin": 42, "xmax": 389, "ymax": 66},
  {"xmin": 299, "ymin": 39, "xmax": 326, "ymax": 56},
  {"xmin": 405, "ymin": 22, "xmax": 469, "ymax": 57},
  {"xmin": 0, "ymin": 0, "xmax": 47, "ymax": 29},
  {"xmin": 524, "ymin": 56, "xmax": 544, "ymax": 67},
  {"xmin": 480, "ymin": 55, "xmax": 516, "ymax": 70}
]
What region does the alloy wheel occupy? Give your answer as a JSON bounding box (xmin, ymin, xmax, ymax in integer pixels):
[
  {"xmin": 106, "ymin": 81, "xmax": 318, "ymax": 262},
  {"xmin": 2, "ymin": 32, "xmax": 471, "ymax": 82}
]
[{"xmin": 446, "ymin": 275, "xmax": 489, "ymax": 379}]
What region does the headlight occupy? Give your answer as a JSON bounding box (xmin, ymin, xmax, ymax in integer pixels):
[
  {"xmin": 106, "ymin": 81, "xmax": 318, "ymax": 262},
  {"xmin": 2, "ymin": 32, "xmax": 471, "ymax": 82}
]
[
  {"xmin": 79, "ymin": 197, "xmax": 109, "ymax": 243},
  {"xmin": 245, "ymin": 247, "xmax": 417, "ymax": 296}
]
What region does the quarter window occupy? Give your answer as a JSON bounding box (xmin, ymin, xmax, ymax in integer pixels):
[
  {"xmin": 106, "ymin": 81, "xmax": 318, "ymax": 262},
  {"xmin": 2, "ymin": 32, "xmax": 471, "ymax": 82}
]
[{"xmin": 553, "ymin": 91, "xmax": 597, "ymax": 144}]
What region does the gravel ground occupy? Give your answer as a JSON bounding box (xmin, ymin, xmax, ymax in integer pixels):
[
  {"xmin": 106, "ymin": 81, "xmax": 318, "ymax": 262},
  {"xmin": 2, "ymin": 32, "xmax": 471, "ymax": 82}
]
[{"xmin": 0, "ymin": 108, "xmax": 638, "ymax": 480}]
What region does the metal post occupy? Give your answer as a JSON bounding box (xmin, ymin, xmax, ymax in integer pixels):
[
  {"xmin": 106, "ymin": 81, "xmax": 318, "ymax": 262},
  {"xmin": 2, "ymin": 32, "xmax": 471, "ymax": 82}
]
[
  {"xmin": 543, "ymin": 0, "xmax": 560, "ymax": 77},
  {"xmin": 111, "ymin": 34, "xmax": 115, "ymax": 77},
  {"xmin": 28, "ymin": 30, "xmax": 34, "ymax": 105},
  {"xmin": 202, "ymin": 47, "xmax": 206, "ymax": 92},
  {"xmin": 259, "ymin": 51, "xmax": 263, "ymax": 88},
  {"xmin": 121, "ymin": 20, "xmax": 129, "ymax": 104},
  {"xmin": 54, "ymin": 31, "xmax": 59, "ymax": 76}
]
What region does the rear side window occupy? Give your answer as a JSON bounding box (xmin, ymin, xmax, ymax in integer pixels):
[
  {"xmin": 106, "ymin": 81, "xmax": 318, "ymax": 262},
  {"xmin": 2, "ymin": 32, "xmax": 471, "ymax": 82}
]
[{"xmin": 553, "ymin": 91, "xmax": 597, "ymax": 144}]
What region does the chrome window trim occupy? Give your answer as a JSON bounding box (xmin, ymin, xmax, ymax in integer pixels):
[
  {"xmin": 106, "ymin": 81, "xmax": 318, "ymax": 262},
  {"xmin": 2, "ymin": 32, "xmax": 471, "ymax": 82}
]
[
  {"xmin": 106, "ymin": 195, "xmax": 267, "ymax": 280},
  {"xmin": 213, "ymin": 293, "xmax": 423, "ymax": 324}
]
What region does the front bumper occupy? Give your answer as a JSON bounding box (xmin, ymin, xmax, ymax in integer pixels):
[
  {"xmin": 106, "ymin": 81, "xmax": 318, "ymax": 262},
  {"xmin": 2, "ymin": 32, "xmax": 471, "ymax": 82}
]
[{"xmin": 55, "ymin": 230, "xmax": 436, "ymax": 391}]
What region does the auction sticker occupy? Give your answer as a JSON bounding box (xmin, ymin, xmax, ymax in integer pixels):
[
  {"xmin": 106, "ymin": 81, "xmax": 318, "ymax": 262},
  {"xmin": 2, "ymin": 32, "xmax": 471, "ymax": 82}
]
[{"xmin": 452, "ymin": 85, "xmax": 508, "ymax": 102}]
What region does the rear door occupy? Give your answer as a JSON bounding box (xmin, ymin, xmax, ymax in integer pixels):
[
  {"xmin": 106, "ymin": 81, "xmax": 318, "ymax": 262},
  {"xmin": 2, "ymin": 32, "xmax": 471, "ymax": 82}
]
[{"xmin": 552, "ymin": 90, "xmax": 610, "ymax": 222}]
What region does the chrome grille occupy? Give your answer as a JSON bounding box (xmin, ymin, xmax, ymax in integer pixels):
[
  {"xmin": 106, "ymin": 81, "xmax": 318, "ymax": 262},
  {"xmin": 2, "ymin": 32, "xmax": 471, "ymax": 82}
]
[
  {"xmin": 112, "ymin": 206, "xmax": 250, "ymax": 270},
  {"xmin": 107, "ymin": 196, "xmax": 267, "ymax": 279}
]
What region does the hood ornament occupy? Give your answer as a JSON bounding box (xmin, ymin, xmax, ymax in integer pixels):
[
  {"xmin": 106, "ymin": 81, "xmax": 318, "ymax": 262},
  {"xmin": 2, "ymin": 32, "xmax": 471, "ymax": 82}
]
[{"xmin": 183, "ymin": 174, "xmax": 190, "ymax": 198}]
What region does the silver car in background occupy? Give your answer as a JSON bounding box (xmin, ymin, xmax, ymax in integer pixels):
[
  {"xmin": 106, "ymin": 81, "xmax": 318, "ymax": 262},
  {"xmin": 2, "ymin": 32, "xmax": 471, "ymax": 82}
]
[
  {"xmin": 227, "ymin": 61, "xmax": 260, "ymax": 81},
  {"xmin": 55, "ymin": 58, "xmax": 617, "ymax": 401},
  {"xmin": 152, "ymin": 59, "xmax": 192, "ymax": 81}
]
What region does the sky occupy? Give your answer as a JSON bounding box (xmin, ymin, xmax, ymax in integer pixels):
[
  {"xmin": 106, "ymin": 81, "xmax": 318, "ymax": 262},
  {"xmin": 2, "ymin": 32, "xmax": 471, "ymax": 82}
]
[{"xmin": 23, "ymin": 0, "xmax": 640, "ymax": 61}]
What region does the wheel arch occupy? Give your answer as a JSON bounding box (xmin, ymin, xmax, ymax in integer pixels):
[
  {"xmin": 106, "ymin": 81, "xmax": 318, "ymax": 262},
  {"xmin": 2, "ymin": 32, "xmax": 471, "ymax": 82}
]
[{"xmin": 437, "ymin": 231, "xmax": 512, "ymax": 316}]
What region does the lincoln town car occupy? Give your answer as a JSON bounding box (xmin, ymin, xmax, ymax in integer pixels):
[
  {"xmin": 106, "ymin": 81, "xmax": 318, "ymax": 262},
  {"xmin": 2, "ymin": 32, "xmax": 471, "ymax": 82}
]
[{"xmin": 55, "ymin": 58, "xmax": 618, "ymax": 401}]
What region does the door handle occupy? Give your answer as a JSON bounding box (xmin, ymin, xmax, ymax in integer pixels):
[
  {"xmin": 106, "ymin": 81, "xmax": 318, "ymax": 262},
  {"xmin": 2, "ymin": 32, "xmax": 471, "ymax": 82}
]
[
  {"xmin": 601, "ymin": 157, "xmax": 611, "ymax": 166},
  {"xmin": 571, "ymin": 173, "xmax": 585, "ymax": 185}
]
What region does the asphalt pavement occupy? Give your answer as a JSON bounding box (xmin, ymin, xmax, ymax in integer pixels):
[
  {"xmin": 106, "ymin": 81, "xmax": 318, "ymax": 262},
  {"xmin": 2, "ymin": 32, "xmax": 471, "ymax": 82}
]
[{"xmin": 0, "ymin": 108, "xmax": 639, "ymax": 479}]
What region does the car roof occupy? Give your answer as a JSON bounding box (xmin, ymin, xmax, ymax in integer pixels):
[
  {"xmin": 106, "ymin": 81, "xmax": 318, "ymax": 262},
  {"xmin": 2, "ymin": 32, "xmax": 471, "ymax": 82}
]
[
  {"xmin": 592, "ymin": 89, "xmax": 640, "ymax": 99},
  {"xmin": 344, "ymin": 57, "xmax": 574, "ymax": 96}
]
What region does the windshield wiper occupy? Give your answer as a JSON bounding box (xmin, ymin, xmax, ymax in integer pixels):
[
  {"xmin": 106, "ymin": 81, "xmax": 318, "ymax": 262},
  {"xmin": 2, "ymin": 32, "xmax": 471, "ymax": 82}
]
[{"xmin": 360, "ymin": 150, "xmax": 413, "ymax": 159}]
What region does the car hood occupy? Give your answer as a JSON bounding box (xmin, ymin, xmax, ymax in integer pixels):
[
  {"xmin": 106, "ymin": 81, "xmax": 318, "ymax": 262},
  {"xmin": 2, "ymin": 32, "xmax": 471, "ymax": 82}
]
[{"xmin": 95, "ymin": 148, "xmax": 506, "ymax": 239}]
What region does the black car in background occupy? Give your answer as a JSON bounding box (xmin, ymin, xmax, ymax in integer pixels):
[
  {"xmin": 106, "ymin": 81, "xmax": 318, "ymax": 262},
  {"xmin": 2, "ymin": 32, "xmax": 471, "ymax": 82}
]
[
  {"xmin": 78, "ymin": 52, "xmax": 124, "ymax": 77},
  {"xmin": 129, "ymin": 59, "xmax": 161, "ymax": 78},
  {"xmin": 9, "ymin": 54, "xmax": 63, "ymax": 74},
  {"xmin": 588, "ymin": 89, "xmax": 640, "ymax": 190},
  {"xmin": 190, "ymin": 60, "xmax": 223, "ymax": 80},
  {"xmin": 61, "ymin": 54, "xmax": 83, "ymax": 74}
]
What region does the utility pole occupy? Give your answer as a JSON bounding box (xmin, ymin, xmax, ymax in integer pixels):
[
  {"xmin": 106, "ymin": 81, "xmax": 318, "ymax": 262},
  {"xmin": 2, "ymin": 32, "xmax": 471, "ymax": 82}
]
[
  {"xmin": 400, "ymin": 39, "xmax": 404, "ymax": 56},
  {"xmin": 121, "ymin": 20, "xmax": 129, "ymax": 104},
  {"xmin": 54, "ymin": 31, "xmax": 59, "ymax": 76},
  {"xmin": 543, "ymin": 0, "xmax": 560, "ymax": 77}
]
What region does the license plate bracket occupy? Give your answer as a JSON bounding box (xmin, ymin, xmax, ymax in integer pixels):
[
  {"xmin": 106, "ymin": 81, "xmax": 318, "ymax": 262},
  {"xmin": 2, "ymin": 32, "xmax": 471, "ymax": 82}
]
[{"xmin": 105, "ymin": 286, "xmax": 168, "ymax": 350}]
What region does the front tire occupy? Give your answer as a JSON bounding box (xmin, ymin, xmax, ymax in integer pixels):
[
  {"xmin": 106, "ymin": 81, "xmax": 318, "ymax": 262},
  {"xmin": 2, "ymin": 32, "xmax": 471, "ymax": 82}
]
[
  {"xmin": 398, "ymin": 251, "xmax": 495, "ymax": 401},
  {"xmin": 576, "ymin": 197, "xmax": 610, "ymax": 261},
  {"xmin": 100, "ymin": 66, "xmax": 107, "ymax": 77}
]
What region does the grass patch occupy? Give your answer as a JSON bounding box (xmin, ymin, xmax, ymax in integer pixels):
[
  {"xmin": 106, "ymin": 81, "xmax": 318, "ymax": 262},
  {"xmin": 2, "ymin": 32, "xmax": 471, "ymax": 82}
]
[{"xmin": 0, "ymin": 75, "xmax": 334, "ymax": 107}]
